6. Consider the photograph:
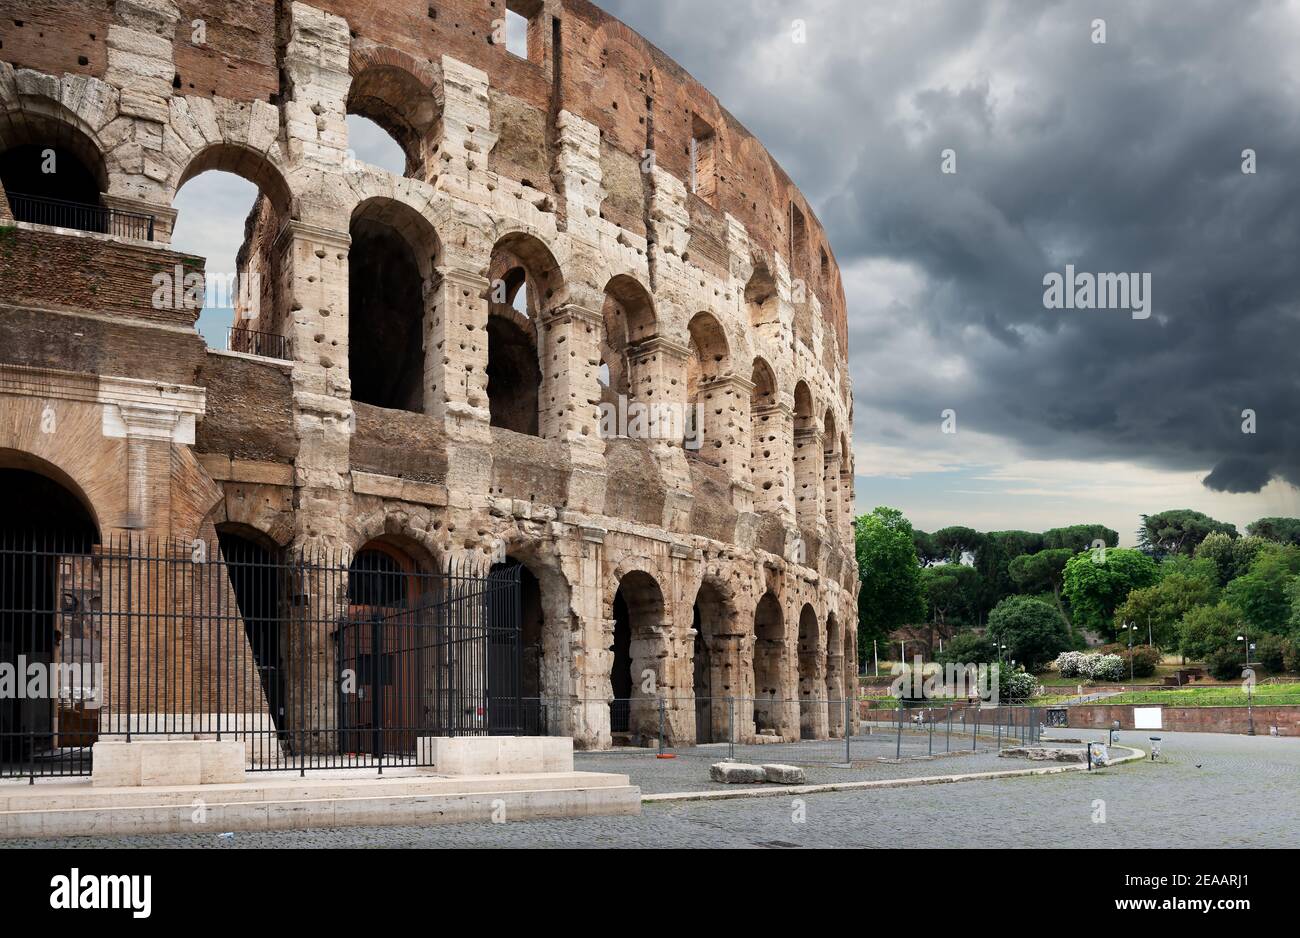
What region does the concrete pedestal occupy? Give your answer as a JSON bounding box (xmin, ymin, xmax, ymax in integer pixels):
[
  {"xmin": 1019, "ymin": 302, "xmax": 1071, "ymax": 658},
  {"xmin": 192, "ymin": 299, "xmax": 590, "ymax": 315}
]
[
  {"xmin": 417, "ymin": 736, "xmax": 573, "ymax": 775},
  {"xmin": 91, "ymin": 739, "xmax": 247, "ymax": 787}
]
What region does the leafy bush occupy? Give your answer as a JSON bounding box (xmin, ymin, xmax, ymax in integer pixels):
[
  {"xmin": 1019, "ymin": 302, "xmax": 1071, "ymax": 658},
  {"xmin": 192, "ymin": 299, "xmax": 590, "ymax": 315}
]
[
  {"xmin": 935, "ymin": 630, "xmax": 996, "ymax": 666},
  {"xmin": 1054, "ymin": 650, "xmax": 1090, "ymax": 678},
  {"xmin": 1091, "ymin": 654, "xmax": 1126, "ymax": 682},
  {"xmin": 1284, "ymin": 639, "xmax": 1300, "ymax": 674},
  {"xmin": 1097, "ymin": 643, "xmax": 1160, "ymax": 678},
  {"xmin": 987, "ymin": 594, "xmax": 1070, "ymax": 671},
  {"xmin": 997, "ymin": 665, "xmax": 1039, "ymax": 702},
  {"xmin": 1252, "ymin": 633, "xmax": 1288, "ymax": 673},
  {"xmin": 1052, "ymin": 651, "xmax": 1126, "ymax": 682},
  {"xmin": 1207, "ymin": 646, "xmax": 1245, "ymax": 682}
]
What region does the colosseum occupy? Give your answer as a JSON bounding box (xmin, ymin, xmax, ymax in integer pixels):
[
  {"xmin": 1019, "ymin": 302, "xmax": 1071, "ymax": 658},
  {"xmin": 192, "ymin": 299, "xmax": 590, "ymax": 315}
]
[{"xmin": 0, "ymin": 0, "xmax": 857, "ymax": 761}]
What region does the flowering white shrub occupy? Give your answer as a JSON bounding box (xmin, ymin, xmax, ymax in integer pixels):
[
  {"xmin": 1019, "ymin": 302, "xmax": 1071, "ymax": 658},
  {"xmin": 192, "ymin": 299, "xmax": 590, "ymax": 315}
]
[
  {"xmin": 1003, "ymin": 669, "xmax": 1040, "ymax": 701},
  {"xmin": 1054, "ymin": 651, "xmax": 1090, "ymax": 678},
  {"xmin": 1054, "ymin": 651, "xmax": 1125, "ymax": 682},
  {"xmin": 1090, "ymin": 654, "xmax": 1126, "ymax": 682}
]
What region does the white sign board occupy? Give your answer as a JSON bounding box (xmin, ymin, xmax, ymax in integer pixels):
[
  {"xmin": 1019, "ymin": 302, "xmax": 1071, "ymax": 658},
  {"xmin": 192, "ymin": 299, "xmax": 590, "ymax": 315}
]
[{"xmin": 1133, "ymin": 706, "xmax": 1163, "ymax": 730}]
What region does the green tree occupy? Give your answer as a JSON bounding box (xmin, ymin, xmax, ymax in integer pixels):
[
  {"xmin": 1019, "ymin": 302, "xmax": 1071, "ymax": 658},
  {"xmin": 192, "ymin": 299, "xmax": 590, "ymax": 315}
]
[
  {"xmin": 912, "ymin": 530, "xmax": 939, "ymax": 565},
  {"xmin": 1246, "ymin": 517, "xmax": 1300, "ymax": 546},
  {"xmin": 1008, "ymin": 548, "xmax": 1074, "ymax": 627},
  {"xmin": 931, "ymin": 526, "xmax": 984, "ymax": 564},
  {"xmin": 1178, "ymin": 601, "xmax": 1243, "ymax": 660},
  {"xmin": 1138, "ymin": 509, "xmax": 1237, "ymax": 558},
  {"xmin": 919, "ymin": 563, "xmax": 981, "ymax": 629},
  {"xmin": 976, "ymin": 530, "xmax": 1044, "ymax": 615},
  {"xmin": 1222, "ymin": 543, "xmax": 1300, "ymax": 634},
  {"xmin": 1195, "ymin": 531, "xmax": 1265, "ymax": 586},
  {"xmin": 1062, "ymin": 548, "xmax": 1159, "ymax": 638},
  {"xmin": 933, "ymin": 630, "xmax": 996, "ymax": 666},
  {"xmin": 1113, "ymin": 571, "xmax": 1217, "ymax": 649},
  {"xmin": 1041, "ymin": 524, "xmax": 1119, "ymax": 553},
  {"xmin": 856, "ymin": 507, "xmax": 927, "ymax": 666},
  {"xmin": 986, "ymin": 595, "xmax": 1070, "ymax": 671}
]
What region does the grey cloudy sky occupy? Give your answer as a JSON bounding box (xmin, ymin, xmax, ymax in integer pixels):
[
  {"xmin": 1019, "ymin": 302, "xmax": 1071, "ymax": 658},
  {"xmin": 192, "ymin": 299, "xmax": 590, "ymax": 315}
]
[
  {"xmin": 599, "ymin": 0, "xmax": 1300, "ymax": 542},
  {"xmin": 175, "ymin": 1, "xmax": 1300, "ymax": 545}
]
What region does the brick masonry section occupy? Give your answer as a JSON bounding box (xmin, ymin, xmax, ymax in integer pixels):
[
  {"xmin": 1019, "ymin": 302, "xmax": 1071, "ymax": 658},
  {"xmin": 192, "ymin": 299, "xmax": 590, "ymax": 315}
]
[{"xmin": 1068, "ymin": 704, "xmax": 1300, "ymax": 736}]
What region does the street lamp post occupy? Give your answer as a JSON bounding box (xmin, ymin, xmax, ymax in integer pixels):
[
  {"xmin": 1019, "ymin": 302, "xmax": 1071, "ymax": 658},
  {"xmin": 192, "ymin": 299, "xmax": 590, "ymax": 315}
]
[
  {"xmin": 1237, "ymin": 631, "xmax": 1255, "ymax": 736},
  {"xmin": 1121, "ymin": 621, "xmax": 1135, "ymax": 682}
]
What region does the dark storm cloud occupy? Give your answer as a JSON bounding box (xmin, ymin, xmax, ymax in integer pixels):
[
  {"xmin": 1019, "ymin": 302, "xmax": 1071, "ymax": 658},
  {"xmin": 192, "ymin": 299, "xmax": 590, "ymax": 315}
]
[{"xmin": 600, "ymin": 0, "xmax": 1300, "ymax": 493}]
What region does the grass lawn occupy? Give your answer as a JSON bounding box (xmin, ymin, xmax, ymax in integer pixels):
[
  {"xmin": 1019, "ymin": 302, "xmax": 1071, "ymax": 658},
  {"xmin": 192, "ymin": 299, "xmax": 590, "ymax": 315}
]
[{"xmin": 1096, "ymin": 683, "xmax": 1300, "ymax": 707}]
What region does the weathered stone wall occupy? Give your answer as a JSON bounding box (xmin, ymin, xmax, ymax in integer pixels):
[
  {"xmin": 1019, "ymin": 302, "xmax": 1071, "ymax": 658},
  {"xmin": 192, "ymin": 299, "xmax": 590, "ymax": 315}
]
[{"xmin": 0, "ymin": 0, "xmax": 860, "ymax": 749}]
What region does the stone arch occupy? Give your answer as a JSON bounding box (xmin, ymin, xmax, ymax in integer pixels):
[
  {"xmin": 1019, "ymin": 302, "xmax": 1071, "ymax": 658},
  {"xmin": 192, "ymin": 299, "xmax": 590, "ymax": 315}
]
[
  {"xmin": 349, "ymin": 195, "xmax": 440, "ymax": 413},
  {"xmin": 823, "ymin": 410, "xmax": 840, "ymax": 531},
  {"xmin": 752, "ymin": 590, "xmax": 790, "ymax": 739},
  {"xmin": 793, "ymin": 380, "xmax": 820, "ymax": 528},
  {"xmin": 346, "ymin": 52, "xmax": 441, "ymax": 179},
  {"xmin": 488, "ymin": 231, "xmax": 566, "ymax": 437},
  {"xmin": 600, "ymin": 273, "xmax": 659, "ymax": 405},
  {"xmin": 0, "ymin": 448, "xmax": 102, "ymax": 539},
  {"xmin": 0, "ymin": 108, "xmax": 109, "ymax": 223},
  {"xmin": 690, "ymin": 574, "xmax": 740, "ymax": 743},
  {"xmin": 608, "ymin": 566, "xmax": 667, "ymax": 745},
  {"xmin": 797, "ymin": 602, "xmax": 827, "ymax": 739},
  {"xmin": 0, "ymin": 452, "xmax": 101, "ymax": 765},
  {"xmin": 744, "ymin": 261, "xmax": 779, "ymax": 329},
  {"xmin": 749, "ymin": 356, "xmax": 784, "ymax": 512},
  {"xmin": 685, "ymin": 311, "xmax": 733, "ymax": 465},
  {"xmin": 175, "ymin": 142, "xmax": 293, "ymax": 217},
  {"xmin": 490, "ymin": 535, "xmax": 575, "ymax": 734},
  {"xmin": 347, "ymin": 510, "xmax": 446, "ymax": 572},
  {"xmin": 825, "ymin": 610, "xmax": 846, "ymax": 736}
]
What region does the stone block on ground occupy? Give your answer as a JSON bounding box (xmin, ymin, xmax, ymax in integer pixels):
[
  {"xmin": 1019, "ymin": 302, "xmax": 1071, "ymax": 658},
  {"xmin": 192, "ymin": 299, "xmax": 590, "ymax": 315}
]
[
  {"xmin": 761, "ymin": 763, "xmax": 806, "ymax": 784},
  {"xmin": 709, "ymin": 762, "xmax": 767, "ymax": 784},
  {"xmin": 998, "ymin": 746, "xmax": 1086, "ymax": 763}
]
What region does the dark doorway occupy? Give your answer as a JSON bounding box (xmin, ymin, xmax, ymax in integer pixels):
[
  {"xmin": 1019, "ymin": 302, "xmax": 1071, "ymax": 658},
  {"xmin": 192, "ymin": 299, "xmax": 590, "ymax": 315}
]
[
  {"xmin": 0, "ymin": 144, "xmax": 103, "ymax": 230},
  {"xmin": 486, "ymin": 314, "xmax": 541, "ymax": 435},
  {"xmin": 610, "ymin": 589, "xmax": 632, "ymax": 734},
  {"xmin": 348, "ymin": 216, "xmax": 426, "ymax": 412},
  {"xmin": 0, "ymin": 467, "xmax": 98, "ymax": 769},
  {"xmin": 216, "ymin": 528, "xmax": 285, "ymax": 735}
]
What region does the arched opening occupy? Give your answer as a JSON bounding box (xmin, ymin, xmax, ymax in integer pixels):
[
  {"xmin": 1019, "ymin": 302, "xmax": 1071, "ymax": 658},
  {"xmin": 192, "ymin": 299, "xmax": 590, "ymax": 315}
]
[
  {"xmin": 840, "ymin": 430, "xmax": 853, "ymax": 533},
  {"xmin": 610, "ymin": 570, "xmax": 664, "ymax": 745},
  {"xmin": 346, "ymin": 64, "xmax": 440, "ymax": 179},
  {"xmin": 0, "ymin": 463, "xmax": 99, "ymax": 768},
  {"xmin": 488, "ymin": 234, "xmax": 563, "ymax": 436},
  {"xmin": 348, "ymin": 198, "xmax": 437, "ymax": 412},
  {"xmin": 745, "ymin": 263, "xmax": 779, "ymax": 329},
  {"xmin": 171, "ymin": 145, "xmax": 293, "ymax": 353},
  {"xmin": 797, "ymin": 603, "xmax": 826, "ymax": 739},
  {"xmin": 752, "ymin": 591, "xmax": 786, "ymax": 738},
  {"xmin": 600, "ymin": 275, "xmax": 658, "ymax": 410},
  {"xmin": 0, "ymin": 113, "xmax": 108, "ymax": 233},
  {"xmin": 340, "ymin": 539, "xmax": 433, "ymax": 757},
  {"xmin": 826, "ymin": 612, "xmax": 845, "ymax": 737},
  {"xmin": 685, "ymin": 311, "xmax": 731, "ymax": 463},
  {"xmin": 216, "ymin": 526, "xmax": 286, "ymax": 736},
  {"xmin": 823, "ymin": 411, "xmax": 840, "ymax": 532},
  {"xmin": 750, "ymin": 358, "xmax": 782, "ymax": 512},
  {"xmin": 691, "ymin": 579, "xmax": 731, "ymax": 743},
  {"xmin": 489, "ymin": 555, "xmax": 546, "ymax": 733},
  {"xmin": 793, "ymin": 381, "xmax": 819, "ymax": 528}
]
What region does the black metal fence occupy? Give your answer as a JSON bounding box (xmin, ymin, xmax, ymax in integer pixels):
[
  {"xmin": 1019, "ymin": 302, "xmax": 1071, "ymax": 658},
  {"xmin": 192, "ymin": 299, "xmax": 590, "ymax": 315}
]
[
  {"xmin": 227, "ymin": 326, "xmax": 290, "ymax": 361},
  {"xmin": 0, "ymin": 534, "xmax": 523, "ymax": 780},
  {"xmin": 7, "ymin": 192, "xmax": 156, "ymax": 241},
  {"xmin": 545, "ymin": 697, "xmax": 1046, "ymax": 765}
]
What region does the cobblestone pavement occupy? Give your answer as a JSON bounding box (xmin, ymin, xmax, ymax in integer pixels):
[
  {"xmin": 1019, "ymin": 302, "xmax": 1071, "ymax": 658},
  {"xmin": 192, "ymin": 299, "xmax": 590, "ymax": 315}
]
[{"xmin": 4, "ymin": 731, "xmax": 1296, "ymax": 848}]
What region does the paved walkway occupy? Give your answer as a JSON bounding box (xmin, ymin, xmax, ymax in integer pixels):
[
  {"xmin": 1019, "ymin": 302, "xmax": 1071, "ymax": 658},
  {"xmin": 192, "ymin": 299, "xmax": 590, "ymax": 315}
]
[{"xmin": 4, "ymin": 731, "xmax": 1294, "ymax": 848}]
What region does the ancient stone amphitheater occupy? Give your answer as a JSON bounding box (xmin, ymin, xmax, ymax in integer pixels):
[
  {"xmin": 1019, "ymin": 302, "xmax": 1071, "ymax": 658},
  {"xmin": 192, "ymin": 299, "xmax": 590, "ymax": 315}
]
[{"xmin": 0, "ymin": 0, "xmax": 857, "ymax": 750}]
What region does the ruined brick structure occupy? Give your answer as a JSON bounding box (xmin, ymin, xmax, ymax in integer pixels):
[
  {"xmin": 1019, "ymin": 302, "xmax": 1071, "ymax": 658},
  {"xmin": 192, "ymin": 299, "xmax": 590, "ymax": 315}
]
[{"xmin": 0, "ymin": 0, "xmax": 857, "ymax": 748}]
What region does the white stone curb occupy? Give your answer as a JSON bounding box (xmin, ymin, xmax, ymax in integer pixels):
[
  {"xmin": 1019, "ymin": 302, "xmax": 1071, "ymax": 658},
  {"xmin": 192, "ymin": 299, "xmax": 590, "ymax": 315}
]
[{"xmin": 642, "ymin": 745, "xmax": 1145, "ymax": 804}]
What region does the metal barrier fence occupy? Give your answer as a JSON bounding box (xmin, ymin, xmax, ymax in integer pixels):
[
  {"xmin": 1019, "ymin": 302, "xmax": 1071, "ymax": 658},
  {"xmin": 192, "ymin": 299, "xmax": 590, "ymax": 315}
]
[
  {"xmin": 7, "ymin": 191, "xmax": 156, "ymax": 241},
  {"xmin": 520, "ymin": 697, "xmax": 1046, "ymax": 765},
  {"xmin": 227, "ymin": 326, "xmax": 291, "ymax": 361},
  {"xmin": 0, "ymin": 534, "xmax": 523, "ymax": 779}
]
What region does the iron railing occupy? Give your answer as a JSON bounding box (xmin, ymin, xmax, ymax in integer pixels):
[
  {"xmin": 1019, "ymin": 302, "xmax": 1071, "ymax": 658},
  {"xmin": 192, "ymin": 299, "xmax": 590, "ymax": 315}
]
[
  {"xmin": 0, "ymin": 533, "xmax": 523, "ymax": 779},
  {"xmin": 6, "ymin": 192, "xmax": 155, "ymax": 241},
  {"xmin": 227, "ymin": 327, "xmax": 290, "ymax": 362}
]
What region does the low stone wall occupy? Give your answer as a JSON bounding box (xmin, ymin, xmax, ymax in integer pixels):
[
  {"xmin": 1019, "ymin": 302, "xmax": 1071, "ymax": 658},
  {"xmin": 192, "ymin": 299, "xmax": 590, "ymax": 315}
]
[{"xmin": 1067, "ymin": 704, "xmax": 1300, "ymax": 736}]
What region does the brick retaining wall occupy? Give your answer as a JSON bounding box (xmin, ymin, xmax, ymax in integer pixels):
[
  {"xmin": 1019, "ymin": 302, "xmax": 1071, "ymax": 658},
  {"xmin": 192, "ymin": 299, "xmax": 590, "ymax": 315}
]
[{"xmin": 1067, "ymin": 704, "xmax": 1300, "ymax": 736}]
